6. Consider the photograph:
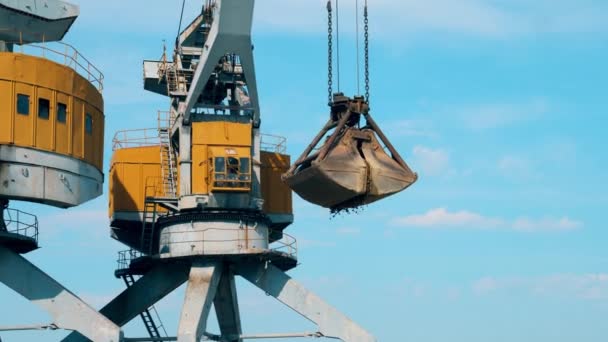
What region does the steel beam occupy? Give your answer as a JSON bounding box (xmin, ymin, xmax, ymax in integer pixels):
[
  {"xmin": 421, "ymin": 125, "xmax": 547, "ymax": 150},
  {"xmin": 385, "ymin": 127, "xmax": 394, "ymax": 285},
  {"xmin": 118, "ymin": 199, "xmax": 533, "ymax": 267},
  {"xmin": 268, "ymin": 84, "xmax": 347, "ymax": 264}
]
[
  {"xmin": 62, "ymin": 264, "xmax": 190, "ymax": 342},
  {"xmin": 181, "ymin": 0, "xmax": 260, "ymax": 124},
  {"xmin": 177, "ymin": 262, "xmax": 223, "ymax": 342},
  {"xmin": 238, "ymin": 263, "xmax": 377, "ymax": 342},
  {"xmin": 0, "ymin": 246, "xmax": 122, "ymax": 342},
  {"xmin": 213, "ymin": 269, "xmax": 242, "ymax": 342}
]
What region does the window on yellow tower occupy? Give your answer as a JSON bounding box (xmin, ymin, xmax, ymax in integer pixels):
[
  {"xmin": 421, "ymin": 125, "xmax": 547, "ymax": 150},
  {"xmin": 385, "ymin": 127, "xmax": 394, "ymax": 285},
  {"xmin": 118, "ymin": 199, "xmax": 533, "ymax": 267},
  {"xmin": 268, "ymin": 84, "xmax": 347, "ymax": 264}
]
[
  {"xmin": 17, "ymin": 94, "xmax": 29, "ymax": 115},
  {"xmin": 85, "ymin": 113, "xmax": 93, "ymax": 135},
  {"xmin": 38, "ymin": 98, "xmax": 50, "ymax": 120},
  {"xmin": 57, "ymin": 103, "xmax": 68, "ymax": 123}
]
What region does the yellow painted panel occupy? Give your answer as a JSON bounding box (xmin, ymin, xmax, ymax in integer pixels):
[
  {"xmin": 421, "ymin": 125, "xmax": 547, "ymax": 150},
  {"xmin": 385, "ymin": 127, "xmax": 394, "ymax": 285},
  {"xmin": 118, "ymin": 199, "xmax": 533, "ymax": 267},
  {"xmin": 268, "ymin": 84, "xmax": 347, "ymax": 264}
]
[
  {"xmin": 0, "ymin": 53, "xmax": 105, "ymax": 172},
  {"xmin": 72, "ymin": 98, "xmax": 84, "ymax": 158},
  {"xmin": 0, "ymin": 53, "xmax": 103, "ymax": 112},
  {"xmin": 0, "ymin": 80, "xmax": 12, "ymax": 143},
  {"xmin": 55, "ymin": 92, "xmax": 70, "ymax": 154},
  {"xmin": 35, "ymin": 87, "xmax": 54, "ymax": 151},
  {"xmin": 14, "ymin": 83, "xmax": 33, "ymax": 146},
  {"xmin": 261, "ymin": 152, "xmax": 293, "ymax": 215},
  {"xmin": 192, "ymin": 145, "xmax": 209, "ymax": 195},
  {"xmin": 96, "ymin": 113, "xmax": 105, "ymax": 169},
  {"xmin": 110, "ymin": 146, "xmax": 163, "ymax": 213},
  {"xmin": 192, "ymin": 122, "xmax": 252, "ymax": 147}
]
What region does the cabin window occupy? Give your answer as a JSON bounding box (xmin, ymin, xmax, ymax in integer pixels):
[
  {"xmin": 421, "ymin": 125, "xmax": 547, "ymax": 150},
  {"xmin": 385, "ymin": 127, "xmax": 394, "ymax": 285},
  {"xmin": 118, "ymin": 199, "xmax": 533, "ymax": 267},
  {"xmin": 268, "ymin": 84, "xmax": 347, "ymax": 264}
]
[
  {"xmin": 17, "ymin": 94, "xmax": 29, "ymax": 115},
  {"xmin": 85, "ymin": 113, "xmax": 93, "ymax": 135},
  {"xmin": 38, "ymin": 98, "xmax": 50, "ymax": 120},
  {"xmin": 212, "ymin": 156, "xmax": 251, "ymax": 190},
  {"xmin": 57, "ymin": 103, "xmax": 67, "ymax": 123},
  {"xmin": 239, "ymin": 157, "xmax": 250, "ymax": 181}
]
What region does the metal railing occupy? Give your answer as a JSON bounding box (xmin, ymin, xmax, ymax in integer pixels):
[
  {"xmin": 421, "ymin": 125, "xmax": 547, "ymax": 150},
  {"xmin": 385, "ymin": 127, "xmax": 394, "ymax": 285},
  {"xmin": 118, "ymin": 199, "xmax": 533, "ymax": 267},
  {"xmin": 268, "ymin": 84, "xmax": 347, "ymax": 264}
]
[
  {"xmin": 144, "ymin": 176, "xmax": 169, "ymax": 200},
  {"xmin": 0, "ymin": 29, "xmax": 104, "ymax": 92},
  {"xmin": 270, "ymin": 233, "xmax": 298, "ymax": 259},
  {"xmin": 2, "ymin": 208, "xmax": 39, "ymax": 243},
  {"xmin": 113, "ymin": 128, "xmax": 161, "ymax": 151},
  {"xmin": 157, "ymin": 110, "xmax": 176, "ymax": 130},
  {"xmin": 116, "ymin": 249, "xmax": 143, "ymax": 272},
  {"xmin": 261, "ymin": 134, "xmax": 287, "ymax": 154}
]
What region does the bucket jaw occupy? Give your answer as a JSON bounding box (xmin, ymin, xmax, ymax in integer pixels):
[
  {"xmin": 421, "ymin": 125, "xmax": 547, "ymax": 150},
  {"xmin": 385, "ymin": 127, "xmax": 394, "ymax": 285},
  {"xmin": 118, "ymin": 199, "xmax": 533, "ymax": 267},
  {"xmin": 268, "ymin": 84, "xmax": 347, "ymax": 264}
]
[{"xmin": 283, "ymin": 94, "xmax": 418, "ymax": 211}]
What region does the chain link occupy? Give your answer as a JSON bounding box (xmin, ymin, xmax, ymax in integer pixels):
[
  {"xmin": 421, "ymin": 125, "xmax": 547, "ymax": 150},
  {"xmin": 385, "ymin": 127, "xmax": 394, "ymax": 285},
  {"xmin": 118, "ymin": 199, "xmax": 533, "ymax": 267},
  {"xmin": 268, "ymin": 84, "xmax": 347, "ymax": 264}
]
[
  {"xmin": 364, "ymin": 3, "xmax": 370, "ymax": 104},
  {"xmin": 327, "ymin": 1, "xmax": 333, "ymax": 105}
]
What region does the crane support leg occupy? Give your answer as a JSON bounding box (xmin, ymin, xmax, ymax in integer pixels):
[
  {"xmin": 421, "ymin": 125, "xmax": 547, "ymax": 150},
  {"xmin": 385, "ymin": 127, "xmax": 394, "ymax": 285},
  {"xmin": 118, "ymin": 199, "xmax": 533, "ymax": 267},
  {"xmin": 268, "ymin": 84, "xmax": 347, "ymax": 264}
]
[
  {"xmin": 213, "ymin": 268, "xmax": 243, "ymax": 342},
  {"xmin": 237, "ymin": 263, "xmax": 377, "ymax": 342},
  {"xmin": 62, "ymin": 264, "xmax": 190, "ymax": 342},
  {"xmin": 0, "ymin": 246, "xmax": 123, "ymax": 342},
  {"xmin": 177, "ymin": 262, "xmax": 223, "ymax": 342}
]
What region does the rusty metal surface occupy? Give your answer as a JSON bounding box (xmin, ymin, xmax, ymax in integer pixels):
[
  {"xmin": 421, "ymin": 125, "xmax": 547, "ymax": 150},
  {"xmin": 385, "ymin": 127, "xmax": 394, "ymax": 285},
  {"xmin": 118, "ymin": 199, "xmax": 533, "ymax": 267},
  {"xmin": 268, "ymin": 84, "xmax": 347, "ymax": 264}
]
[{"xmin": 284, "ymin": 95, "xmax": 417, "ymax": 210}]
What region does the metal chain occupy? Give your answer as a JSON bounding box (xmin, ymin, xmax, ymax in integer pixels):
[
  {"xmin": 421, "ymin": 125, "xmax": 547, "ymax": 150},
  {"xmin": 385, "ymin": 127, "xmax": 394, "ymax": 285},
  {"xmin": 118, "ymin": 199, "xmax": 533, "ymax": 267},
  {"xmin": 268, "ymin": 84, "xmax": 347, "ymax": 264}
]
[
  {"xmin": 364, "ymin": 2, "xmax": 370, "ymax": 104},
  {"xmin": 327, "ymin": 0, "xmax": 333, "ymax": 105}
]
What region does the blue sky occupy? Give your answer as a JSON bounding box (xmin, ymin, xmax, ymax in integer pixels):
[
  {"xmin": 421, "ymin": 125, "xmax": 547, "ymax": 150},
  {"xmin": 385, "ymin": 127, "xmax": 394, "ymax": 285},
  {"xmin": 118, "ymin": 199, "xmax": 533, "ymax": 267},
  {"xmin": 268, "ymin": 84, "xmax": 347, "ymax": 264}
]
[{"xmin": 1, "ymin": 0, "xmax": 608, "ymax": 341}]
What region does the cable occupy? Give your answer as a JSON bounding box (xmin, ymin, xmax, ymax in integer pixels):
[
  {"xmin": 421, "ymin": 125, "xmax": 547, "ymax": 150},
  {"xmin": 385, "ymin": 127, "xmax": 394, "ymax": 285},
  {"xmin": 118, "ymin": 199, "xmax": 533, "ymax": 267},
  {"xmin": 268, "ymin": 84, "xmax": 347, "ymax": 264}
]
[
  {"xmin": 335, "ymin": 0, "xmax": 341, "ymax": 92},
  {"xmin": 356, "ymin": 0, "xmax": 360, "ymax": 96},
  {"xmin": 327, "ymin": 1, "xmax": 334, "ymax": 105},
  {"xmin": 176, "ymin": 0, "xmax": 187, "ymax": 46},
  {"xmin": 364, "ymin": 0, "xmax": 370, "ymax": 104}
]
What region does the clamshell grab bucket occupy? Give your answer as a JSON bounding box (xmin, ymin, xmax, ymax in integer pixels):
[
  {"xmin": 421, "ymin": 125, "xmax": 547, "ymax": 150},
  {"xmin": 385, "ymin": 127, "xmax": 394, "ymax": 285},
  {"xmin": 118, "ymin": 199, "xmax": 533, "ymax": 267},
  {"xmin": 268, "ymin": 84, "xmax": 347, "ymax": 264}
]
[{"xmin": 283, "ymin": 95, "xmax": 418, "ymax": 210}]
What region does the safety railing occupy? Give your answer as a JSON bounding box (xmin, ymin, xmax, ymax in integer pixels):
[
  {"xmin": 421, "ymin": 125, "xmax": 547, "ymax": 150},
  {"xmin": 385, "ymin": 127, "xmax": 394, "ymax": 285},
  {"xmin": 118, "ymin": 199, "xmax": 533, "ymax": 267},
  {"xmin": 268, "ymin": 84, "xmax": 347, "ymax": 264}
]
[
  {"xmin": 2, "ymin": 208, "xmax": 39, "ymax": 243},
  {"xmin": 116, "ymin": 249, "xmax": 143, "ymax": 272},
  {"xmin": 157, "ymin": 110, "xmax": 176, "ymax": 131},
  {"xmin": 270, "ymin": 233, "xmax": 298, "ymax": 259},
  {"xmin": 112, "ymin": 128, "xmax": 161, "ymax": 151},
  {"xmin": 144, "ymin": 176, "xmax": 169, "ymax": 199},
  {"xmin": 0, "ymin": 29, "xmax": 104, "ymax": 92},
  {"xmin": 261, "ymin": 134, "xmax": 287, "ymax": 154}
]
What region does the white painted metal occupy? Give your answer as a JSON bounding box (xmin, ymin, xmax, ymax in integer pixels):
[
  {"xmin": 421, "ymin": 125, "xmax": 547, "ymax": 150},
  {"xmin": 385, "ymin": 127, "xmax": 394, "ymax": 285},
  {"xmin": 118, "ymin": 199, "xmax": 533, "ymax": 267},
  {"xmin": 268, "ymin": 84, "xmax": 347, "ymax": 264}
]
[
  {"xmin": 178, "ymin": 125, "xmax": 192, "ymax": 197},
  {"xmin": 61, "ymin": 265, "xmax": 191, "ymax": 342},
  {"xmin": 177, "ymin": 263, "xmax": 222, "ymax": 342},
  {"xmin": 239, "ymin": 263, "xmax": 377, "ymax": 342},
  {"xmin": 0, "ymin": 246, "xmax": 122, "ymax": 342},
  {"xmin": 0, "ymin": 0, "xmax": 79, "ymax": 43},
  {"xmin": 213, "ymin": 270, "xmax": 243, "ymax": 342},
  {"xmin": 159, "ymin": 220, "xmax": 269, "ymax": 258},
  {"xmin": 0, "ymin": 145, "xmax": 103, "ymax": 208}
]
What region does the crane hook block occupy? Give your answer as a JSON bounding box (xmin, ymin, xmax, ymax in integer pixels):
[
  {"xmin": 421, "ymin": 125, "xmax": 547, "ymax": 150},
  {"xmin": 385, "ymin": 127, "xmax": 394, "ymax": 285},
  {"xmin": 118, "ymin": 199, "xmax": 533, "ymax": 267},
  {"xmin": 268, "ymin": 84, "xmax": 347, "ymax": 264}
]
[{"xmin": 282, "ymin": 94, "xmax": 418, "ymax": 211}]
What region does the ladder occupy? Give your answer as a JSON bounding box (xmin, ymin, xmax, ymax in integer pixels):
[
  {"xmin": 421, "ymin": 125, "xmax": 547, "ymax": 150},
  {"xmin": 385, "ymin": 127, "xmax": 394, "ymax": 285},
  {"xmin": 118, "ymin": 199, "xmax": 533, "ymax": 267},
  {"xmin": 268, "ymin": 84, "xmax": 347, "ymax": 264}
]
[
  {"xmin": 121, "ymin": 274, "xmax": 167, "ymax": 341},
  {"xmin": 158, "ymin": 112, "xmax": 177, "ymax": 198},
  {"xmin": 140, "ymin": 200, "xmax": 157, "ymax": 255}
]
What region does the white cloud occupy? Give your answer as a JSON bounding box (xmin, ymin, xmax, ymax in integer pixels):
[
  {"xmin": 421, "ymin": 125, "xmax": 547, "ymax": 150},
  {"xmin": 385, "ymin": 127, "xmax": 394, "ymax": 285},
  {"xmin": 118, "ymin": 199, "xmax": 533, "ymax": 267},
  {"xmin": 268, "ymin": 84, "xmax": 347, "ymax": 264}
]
[
  {"xmin": 298, "ymin": 239, "xmax": 336, "ymax": 249},
  {"xmin": 472, "ymin": 274, "xmax": 608, "ymax": 300},
  {"xmin": 336, "ymin": 227, "xmax": 361, "ymax": 235},
  {"xmin": 512, "ymin": 217, "xmax": 583, "ymax": 232},
  {"xmin": 497, "ymin": 155, "xmax": 538, "ymax": 180},
  {"xmin": 472, "ymin": 276, "xmax": 501, "ymax": 295},
  {"xmin": 461, "ymin": 100, "xmax": 549, "ymax": 131},
  {"xmin": 393, "ymin": 208, "xmax": 502, "ymax": 229},
  {"xmin": 411, "ymin": 146, "xmax": 450, "ymax": 177},
  {"xmin": 385, "ymin": 119, "xmax": 437, "ymax": 138},
  {"xmin": 392, "ymin": 208, "xmax": 583, "ymax": 232}
]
